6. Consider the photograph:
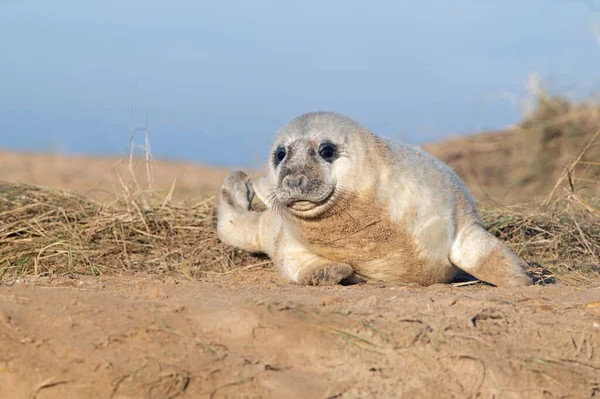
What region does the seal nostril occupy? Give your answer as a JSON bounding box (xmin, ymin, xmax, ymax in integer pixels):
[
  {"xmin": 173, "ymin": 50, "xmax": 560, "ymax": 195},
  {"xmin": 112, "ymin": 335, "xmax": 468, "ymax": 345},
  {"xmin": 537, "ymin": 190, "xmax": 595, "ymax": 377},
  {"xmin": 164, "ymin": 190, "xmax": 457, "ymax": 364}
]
[
  {"xmin": 297, "ymin": 175, "xmax": 307, "ymax": 188},
  {"xmin": 284, "ymin": 175, "xmax": 308, "ymax": 190}
]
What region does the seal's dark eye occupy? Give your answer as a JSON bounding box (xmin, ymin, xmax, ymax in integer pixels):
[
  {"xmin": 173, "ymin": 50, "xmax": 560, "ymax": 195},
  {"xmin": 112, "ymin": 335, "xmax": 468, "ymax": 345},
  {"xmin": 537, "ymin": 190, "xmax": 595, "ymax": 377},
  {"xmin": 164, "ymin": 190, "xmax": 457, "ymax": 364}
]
[
  {"xmin": 273, "ymin": 146, "xmax": 286, "ymax": 166},
  {"xmin": 318, "ymin": 142, "xmax": 337, "ymax": 162}
]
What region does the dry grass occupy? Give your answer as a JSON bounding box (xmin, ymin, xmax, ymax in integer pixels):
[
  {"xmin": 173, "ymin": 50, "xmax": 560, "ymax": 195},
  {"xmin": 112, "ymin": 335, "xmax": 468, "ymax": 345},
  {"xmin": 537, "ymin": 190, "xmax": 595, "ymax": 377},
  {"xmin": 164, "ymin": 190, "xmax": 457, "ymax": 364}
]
[
  {"xmin": 482, "ymin": 197, "xmax": 600, "ymax": 286},
  {"xmin": 0, "ymin": 182, "xmax": 259, "ymax": 281},
  {"xmin": 0, "ymin": 130, "xmax": 262, "ymax": 282},
  {"xmin": 480, "ymin": 99, "xmax": 600, "ymax": 285},
  {"xmin": 425, "ymin": 89, "xmax": 600, "ymax": 205},
  {"xmin": 521, "ymin": 91, "xmax": 600, "ymax": 199}
]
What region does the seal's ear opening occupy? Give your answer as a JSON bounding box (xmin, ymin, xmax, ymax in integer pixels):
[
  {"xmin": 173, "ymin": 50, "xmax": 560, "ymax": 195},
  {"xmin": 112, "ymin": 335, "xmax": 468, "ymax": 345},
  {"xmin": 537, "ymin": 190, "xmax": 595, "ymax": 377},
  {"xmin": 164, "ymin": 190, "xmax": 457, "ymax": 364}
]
[{"xmin": 252, "ymin": 176, "xmax": 271, "ymax": 209}]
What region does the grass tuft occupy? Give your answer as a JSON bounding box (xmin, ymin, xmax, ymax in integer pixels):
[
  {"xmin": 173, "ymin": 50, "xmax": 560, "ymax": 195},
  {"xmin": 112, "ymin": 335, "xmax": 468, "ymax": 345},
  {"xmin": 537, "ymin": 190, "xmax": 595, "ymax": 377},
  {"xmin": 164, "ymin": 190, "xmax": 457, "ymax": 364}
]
[
  {"xmin": 0, "ymin": 182, "xmax": 257, "ymax": 281},
  {"xmin": 481, "ymin": 195, "xmax": 600, "ymax": 286}
]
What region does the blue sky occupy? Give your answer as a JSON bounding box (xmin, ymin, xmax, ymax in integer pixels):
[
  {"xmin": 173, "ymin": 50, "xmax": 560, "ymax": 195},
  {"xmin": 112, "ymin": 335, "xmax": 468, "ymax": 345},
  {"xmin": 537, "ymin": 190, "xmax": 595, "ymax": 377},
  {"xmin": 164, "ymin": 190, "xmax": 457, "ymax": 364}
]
[{"xmin": 1, "ymin": 0, "xmax": 600, "ymax": 167}]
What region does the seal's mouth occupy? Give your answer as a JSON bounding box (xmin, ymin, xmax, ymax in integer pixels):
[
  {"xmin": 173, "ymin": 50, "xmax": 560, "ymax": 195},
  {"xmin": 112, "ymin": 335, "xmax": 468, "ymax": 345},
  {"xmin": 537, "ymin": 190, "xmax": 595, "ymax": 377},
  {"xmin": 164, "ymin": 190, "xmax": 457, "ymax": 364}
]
[
  {"xmin": 289, "ymin": 200, "xmax": 318, "ymax": 211},
  {"xmin": 286, "ymin": 188, "xmax": 334, "ymax": 207},
  {"xmin": 283, "ymin": 188, "xmax": 336, "ymax": 217}
]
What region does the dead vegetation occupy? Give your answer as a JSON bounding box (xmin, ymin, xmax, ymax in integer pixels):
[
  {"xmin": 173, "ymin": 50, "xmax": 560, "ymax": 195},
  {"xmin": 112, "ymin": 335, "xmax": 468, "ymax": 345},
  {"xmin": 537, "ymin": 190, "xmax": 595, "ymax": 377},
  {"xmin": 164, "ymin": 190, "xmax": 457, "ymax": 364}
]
[
  {"xmin": 481, "ymin": 199, "xmax": 600, "ymax": 286},
  {"xmin": 0, "ymin": 183, "xmax": 259, "ymax": 281},
  {"xmin": 425, "ymin": 88, "xmax": 600, "ymax": 205},
  {"xmin": 476, "ymin": 91, "xmax": 600, "ymax": 286}
]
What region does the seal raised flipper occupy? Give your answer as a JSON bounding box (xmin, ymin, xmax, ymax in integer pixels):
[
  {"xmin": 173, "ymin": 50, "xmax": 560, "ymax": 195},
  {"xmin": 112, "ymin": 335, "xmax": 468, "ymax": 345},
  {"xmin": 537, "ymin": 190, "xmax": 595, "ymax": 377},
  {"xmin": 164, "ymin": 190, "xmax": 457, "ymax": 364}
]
[{"xmin": 217, "ymin": 171, "xmax": 271, "ymax": 254}]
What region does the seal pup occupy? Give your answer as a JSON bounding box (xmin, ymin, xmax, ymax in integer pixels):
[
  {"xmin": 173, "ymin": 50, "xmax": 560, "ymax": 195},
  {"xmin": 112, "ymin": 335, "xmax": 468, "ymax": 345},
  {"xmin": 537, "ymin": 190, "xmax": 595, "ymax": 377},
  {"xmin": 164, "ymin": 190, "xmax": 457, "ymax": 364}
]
[{"xmin": 217, "ymin": 111, "xmax": 532, "ymax": 287}]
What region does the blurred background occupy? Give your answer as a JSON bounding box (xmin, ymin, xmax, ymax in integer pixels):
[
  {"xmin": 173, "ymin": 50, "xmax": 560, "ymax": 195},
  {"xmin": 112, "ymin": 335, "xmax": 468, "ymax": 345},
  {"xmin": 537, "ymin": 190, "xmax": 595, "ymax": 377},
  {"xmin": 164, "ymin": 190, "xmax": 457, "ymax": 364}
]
[{"xmin": 1, "ymin": 0, "xmax": 600, "ymax": 203}]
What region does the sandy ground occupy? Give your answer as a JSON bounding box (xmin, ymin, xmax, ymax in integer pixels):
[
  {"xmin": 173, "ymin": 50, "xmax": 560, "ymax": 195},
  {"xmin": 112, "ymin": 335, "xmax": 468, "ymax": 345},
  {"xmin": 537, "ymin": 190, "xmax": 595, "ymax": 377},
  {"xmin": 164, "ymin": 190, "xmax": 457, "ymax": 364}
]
[{"xmin": 1, "ymin": 268, "xmax": 599, "ymax": 399}]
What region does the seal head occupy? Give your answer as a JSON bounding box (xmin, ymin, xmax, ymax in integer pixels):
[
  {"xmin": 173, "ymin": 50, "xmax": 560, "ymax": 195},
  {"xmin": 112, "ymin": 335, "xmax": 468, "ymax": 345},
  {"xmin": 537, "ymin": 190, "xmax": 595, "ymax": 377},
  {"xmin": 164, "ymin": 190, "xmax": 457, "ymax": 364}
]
[{"xmin": 257, "ymin": 112, "xmax": 360, "ymax": 219}]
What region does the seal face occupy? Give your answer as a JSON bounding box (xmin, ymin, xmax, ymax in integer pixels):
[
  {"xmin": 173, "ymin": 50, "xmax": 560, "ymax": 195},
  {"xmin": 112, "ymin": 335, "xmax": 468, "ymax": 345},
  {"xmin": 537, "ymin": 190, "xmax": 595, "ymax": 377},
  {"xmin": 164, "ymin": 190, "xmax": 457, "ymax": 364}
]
[
  {"xmin": 269, "ymin": 137, "xmax": 339, "ymax": 218},
  {"xmin": 217, "ymin": 111, "xmax": 532, "ymax": 287}
]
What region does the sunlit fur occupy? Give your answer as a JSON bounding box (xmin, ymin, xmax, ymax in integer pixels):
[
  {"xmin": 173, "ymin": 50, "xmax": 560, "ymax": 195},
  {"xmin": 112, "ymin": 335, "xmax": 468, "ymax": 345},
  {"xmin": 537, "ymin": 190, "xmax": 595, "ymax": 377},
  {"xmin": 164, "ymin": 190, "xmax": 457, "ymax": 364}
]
[{"xmin": 217, "ymin": 111, "xmax": 532, "ymax": 287}]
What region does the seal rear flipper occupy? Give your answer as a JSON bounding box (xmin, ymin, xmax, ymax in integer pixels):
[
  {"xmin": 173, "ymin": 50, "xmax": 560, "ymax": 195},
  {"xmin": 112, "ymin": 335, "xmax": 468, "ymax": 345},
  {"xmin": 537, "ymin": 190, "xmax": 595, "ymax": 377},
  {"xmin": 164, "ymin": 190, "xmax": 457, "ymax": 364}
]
[{"xmin": 450, "ymin": 223, "xmax": 532, "ymax": 287}]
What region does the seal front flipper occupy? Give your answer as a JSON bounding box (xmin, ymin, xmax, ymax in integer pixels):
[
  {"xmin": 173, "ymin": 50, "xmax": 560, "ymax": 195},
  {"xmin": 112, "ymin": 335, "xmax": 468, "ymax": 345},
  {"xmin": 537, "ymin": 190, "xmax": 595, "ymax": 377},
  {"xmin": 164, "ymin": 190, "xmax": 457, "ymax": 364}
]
[
  {"xmin": 217, "ymin": 170, "xmax": 271, "ymax": 254},
  {"xmin": 296, "ymin": 262, "xmax": 355, "ymax": 286}
]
